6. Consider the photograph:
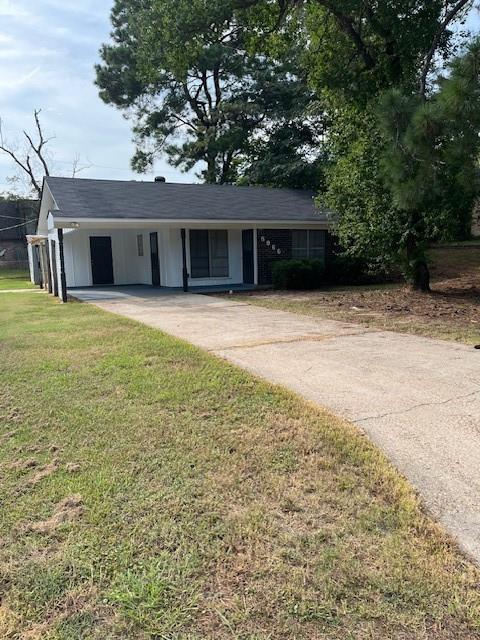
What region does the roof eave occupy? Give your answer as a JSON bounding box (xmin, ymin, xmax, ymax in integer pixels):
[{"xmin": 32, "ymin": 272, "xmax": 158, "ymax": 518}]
[{"xmin": 51, "ymin": 215, "xmax": 331, "ymax": 230}]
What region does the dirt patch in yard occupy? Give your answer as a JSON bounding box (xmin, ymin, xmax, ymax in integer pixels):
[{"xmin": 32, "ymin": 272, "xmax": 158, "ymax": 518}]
[
  {"xmin": 26, "ymin": 460, "xmax": 60, "ymax": 487},
  {"xmin": 9, "ymin": 458, "xmax": 39, "ymax": 471},
  {"xmin": 19, "ymin": 495, "xmax": 84, "ymax": 535},
  {"xmin": 236, "ymin": 245, "xmax": 480, "ymax": 344}
]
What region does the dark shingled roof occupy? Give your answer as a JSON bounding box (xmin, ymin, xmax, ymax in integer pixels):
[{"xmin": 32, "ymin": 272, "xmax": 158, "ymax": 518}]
[{"xmin": 45, "ymin": 176, "xmax": 328, "ymax": 223}]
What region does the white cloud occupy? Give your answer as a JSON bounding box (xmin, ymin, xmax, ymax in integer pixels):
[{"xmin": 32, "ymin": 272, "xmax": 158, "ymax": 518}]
[
  {"xmin": 0, "ymin": 0, "xmax": 29, "ymax": 16},
  {"xmin": 42, "ymin": 0, "xmax": 113, "ymax": 21},
  {"xmin": 0, "ymin": 67, "xmax": 41, "ymax": 93}
]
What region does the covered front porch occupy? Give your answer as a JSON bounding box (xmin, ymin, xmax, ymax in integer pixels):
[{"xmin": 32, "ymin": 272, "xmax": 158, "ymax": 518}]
[
  {"xmin": 30, "ymin": 210, "xmax": 329, "ymax": 303},
  {"xmin": 59, "ymin": 224, "xmax": 255, "ymax": 290},
  {"xmin": 33, "ymin": 215, "xmax": 266, "ymax": 302}
]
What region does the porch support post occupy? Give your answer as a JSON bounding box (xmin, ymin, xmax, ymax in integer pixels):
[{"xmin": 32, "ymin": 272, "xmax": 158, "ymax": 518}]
[
  {"xmin": 45, "ymin": 242, "xmax": 53, "ymax": 294},
  {"xmin": 57, "ymin": 228, "xmax": 68, "ymax": 303},
  {"xmin": 42, "ymin": 243, "xmax": 51, "ymax": 292},
  {"xmin": 180, "ymin": 228, "xmax": 188, "ymax": 292},
  {"xmin": 38, "ymin": 243, "xmax": 46, "ymax": 289},
  {"xmin": 253, "ymin": 228, "xmax": 259, "ymax": 286}
]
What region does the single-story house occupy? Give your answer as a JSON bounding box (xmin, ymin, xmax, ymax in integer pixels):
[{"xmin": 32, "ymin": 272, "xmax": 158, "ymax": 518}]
[{"xmin": 27, "ymin": 176, "xmax": 331, "ymax": 302}]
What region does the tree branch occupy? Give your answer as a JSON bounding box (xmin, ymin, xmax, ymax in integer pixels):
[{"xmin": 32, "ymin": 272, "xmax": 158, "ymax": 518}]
[
  {"xmin": 201, "ymin": 70, "xmax": 214, "ymax": 114},
  {"xmin": 419, "ymin": 0, "xmax": 473, "ymax": 97},
  {"xmin": 34, "ymin": 109, "xmax": 52, "ymax": 177},
  {"xmin": 0, "ymin": 110, "xmax": 53, "ymax": 198},
  {"xmin": 0, "ymin": 121, "xmax": 43, "ymax": 198},
  {"xmin": 320, "ymin": 1, "xmax": 376, "ymax": 70},
  {"xmin": 182, "ymin": 82, "xmax": 209, "ymax": 125},
  {"xmin": 171, "ymin": 113, "xmax": 198, "ymax": 132},
  {"xmin": 213, "ymin": 63, "xmax": 222, "ymax": 108}
]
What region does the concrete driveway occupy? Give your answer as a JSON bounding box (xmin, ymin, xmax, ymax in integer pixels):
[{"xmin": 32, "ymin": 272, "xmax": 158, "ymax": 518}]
[{"xmin": 71, "ymin": 286, "xmax": 480, "ymax": 563}]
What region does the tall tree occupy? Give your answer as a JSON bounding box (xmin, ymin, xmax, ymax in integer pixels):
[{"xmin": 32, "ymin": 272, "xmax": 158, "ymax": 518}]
[
  {"xmin": 96, "ymin": 0, "xmax": 311, "ymax": 184},
  {"xmin": 377, "ymin": 40, "xmax": 480, "ymax": 289},
  {"xmin": 239, "ymin": 0, "xmax": 476, "ymax": 288}
]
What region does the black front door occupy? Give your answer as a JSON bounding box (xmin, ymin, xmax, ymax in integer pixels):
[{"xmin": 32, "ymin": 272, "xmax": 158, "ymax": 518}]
[
  {"xmin": 51, "ymin": 241, "xmax": 58, "ymax": 296},
  {"xmin": 90, "ymin": 236, "xmax": 114, "ymax": 285},
  {"xmin": 150, "ymin": 232, "xmax": 161, "ymax": 287},
  {"xmin": 242, "ymin": 229, "xmax": 254, "ymax": 284}
]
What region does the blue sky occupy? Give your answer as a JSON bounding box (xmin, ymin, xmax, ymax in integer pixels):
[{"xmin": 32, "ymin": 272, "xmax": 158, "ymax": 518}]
[
  {"xmin": 0, "ymin": 1, "xmax": 479, "ymax": 196},
  {"xmin": 0, "ymin": 0, "xmax": 189, "ymax": 194}
]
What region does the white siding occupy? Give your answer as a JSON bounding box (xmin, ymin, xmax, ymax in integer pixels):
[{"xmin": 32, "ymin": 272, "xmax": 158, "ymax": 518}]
[
  {"xmin": 62, "ymin": 228, "xmax": 157, "ymax": 287},
  {"xmin": 162, "ymin": 228, "xmax": 183, "ymax": 287},
  {"xmin": 58, "ymin": 226, "xmax": 245, "ymax": 289},
  {"xmin": 27, "ymin": 244, "xmax": 41, "ymax": 284}
]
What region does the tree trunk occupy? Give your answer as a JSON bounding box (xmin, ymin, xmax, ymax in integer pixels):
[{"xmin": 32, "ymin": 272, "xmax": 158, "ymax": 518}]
[
  {"xmin": 411, "ymin": 259, "xmax": 430, "ymax": 291},
  {"xmin": 205, "ymin": 154, "xmax": 217, "ymax": 184},
  {"xmin": 406, "ymin": 234, "xmax": 431, "ymax": 292}
]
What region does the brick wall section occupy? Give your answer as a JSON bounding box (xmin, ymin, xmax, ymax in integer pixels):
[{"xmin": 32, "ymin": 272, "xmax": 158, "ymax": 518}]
[
  {"xmin": 257, "ymin": 229, "xmax": 333, "ymax": 285},
  {"xmin": 257, "ymin": 229, "xmax": 293, "ymax": 285}
]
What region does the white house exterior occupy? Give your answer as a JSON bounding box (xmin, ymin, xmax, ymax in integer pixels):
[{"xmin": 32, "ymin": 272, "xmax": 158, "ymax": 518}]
[{"xmin": 27, "ymin": 176, "xmax": 330, "ymax": 302}]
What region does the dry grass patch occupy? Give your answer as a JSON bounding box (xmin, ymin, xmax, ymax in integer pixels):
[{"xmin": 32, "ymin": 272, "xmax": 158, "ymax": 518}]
[
  {"xmin": 232, "ymin": 244, "xmax": 480, "ymax": 345},
  {"xmin": 1, "ymin": 292, "xmax": 480, "ymax": 638}
]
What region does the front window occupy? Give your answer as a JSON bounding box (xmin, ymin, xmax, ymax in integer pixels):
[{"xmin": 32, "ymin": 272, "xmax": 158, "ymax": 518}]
[
  {"xmin": 292, "ymin": 230, "xmax": 325, "ymax": 261},
  {"xmin": 190, "ymin": 230, "xmax": 229, "ymax": 278}
]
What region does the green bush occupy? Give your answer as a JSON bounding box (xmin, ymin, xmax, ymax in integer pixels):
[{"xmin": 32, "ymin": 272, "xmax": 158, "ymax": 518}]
[
  {"xmin": 326, "ymin": 254, "xmax": 395, "ymax": 285},
  {"xmin": 325, "ymin": 254, "xmax": 367, "ymax": 285},
  {"xmin": 271, "ymin": 255, "xmax": 392, "ymax": 290},
  {"xmin": 272, "ymin": 259, "xmax": 325, "ymax": 290}
]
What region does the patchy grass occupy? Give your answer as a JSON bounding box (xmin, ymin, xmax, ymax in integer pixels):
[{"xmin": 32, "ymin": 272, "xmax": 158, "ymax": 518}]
[
  {"xmin": 233, "ymin": 245, "xmax": 480, "ymax": 345},
  {"xmin": 0, "ymin": 268, "xmax": 34, "ymax": 290},
  {"xmin": 1, "ymin": 292, "xmax": 480, "ymax": 639}
]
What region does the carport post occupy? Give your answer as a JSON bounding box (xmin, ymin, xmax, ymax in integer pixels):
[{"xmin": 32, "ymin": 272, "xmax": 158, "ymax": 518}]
[
  {"xmin": 181, "ymin": 228, "xmax": 189, "ymax": 292},
  {"xmin": 57, "ymin": 228, "xmax": 68, "ymax": 303},
  {"xmin": 38, "ymin": 242, "xmax": 46, "ymax": 289},
  {"xmin": 45, "ymin": 242, "xmax": 53, "ymax": 294}
]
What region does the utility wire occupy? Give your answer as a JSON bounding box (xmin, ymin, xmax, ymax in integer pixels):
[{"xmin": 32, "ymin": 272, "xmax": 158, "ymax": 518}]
[
  {"xmin": 0, "ymin": 218, "xmax": 37, "ymax": 232},
  {"xmin": 0, "ymin": 214, "xmax": 30, "ymax": 221}
]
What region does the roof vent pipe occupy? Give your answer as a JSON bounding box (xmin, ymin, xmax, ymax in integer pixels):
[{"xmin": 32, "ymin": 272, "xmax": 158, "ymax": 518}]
[{"xmin": 154, "ymin": 176, "xmax": 166, "ymax": 183}]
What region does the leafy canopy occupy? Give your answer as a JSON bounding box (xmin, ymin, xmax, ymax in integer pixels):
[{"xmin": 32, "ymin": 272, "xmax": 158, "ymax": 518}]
[{"xmin": 96, "ymin": 0, "xmax": 316, "ymax": 184}]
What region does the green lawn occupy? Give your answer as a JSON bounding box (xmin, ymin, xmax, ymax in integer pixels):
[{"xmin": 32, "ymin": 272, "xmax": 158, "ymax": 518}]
[
  {"xmin": 1, "ymin": 292, "xmax": 480, "ymax": 639},
  {"xmin": 0, "ymin": 268, "xmax": 34, "ymax": 290}
]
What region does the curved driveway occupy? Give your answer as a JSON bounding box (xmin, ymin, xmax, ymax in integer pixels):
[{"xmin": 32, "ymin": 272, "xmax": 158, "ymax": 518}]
[{"xmin": 71, "ymin": 286, "xmax": 480, "ymax": 563}]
